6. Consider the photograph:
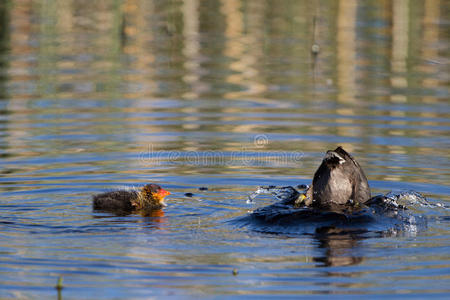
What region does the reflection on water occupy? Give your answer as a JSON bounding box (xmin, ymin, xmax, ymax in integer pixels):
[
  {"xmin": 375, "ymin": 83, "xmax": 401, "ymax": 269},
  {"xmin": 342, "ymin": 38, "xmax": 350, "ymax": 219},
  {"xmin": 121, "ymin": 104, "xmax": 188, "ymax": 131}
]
[
  {"xmin": 0, "ymin": 2, "xmax": 9, "ymax": 100},
  {"xmin": 0, "ymin": 0, "xmax": 449, "ymax": 298},
  {"xmin": 313, "ymin": 227, "xmax": 364, "ymax": 267},
  {"xmin": 3, "ymin": 0, "xmax": 448, "ymax": 103}
]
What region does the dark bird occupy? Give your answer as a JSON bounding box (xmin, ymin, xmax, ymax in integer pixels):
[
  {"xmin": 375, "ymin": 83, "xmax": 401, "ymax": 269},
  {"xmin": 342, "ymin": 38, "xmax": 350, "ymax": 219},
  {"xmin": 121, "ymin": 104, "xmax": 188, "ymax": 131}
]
[
  {"xmin": 305, "ymin": 147, "xmax": 371, "ymax": 210},
  {"xmin": 93, "ymin": 184, "xmax": 170, "ymax": 212}
]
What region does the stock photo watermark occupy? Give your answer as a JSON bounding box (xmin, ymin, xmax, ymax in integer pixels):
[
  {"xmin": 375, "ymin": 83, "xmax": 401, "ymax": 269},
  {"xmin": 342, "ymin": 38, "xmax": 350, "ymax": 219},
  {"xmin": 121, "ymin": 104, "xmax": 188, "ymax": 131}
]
[{"xmin": 139, "ymin": 134, "xmax": 304, "ymax": 167}]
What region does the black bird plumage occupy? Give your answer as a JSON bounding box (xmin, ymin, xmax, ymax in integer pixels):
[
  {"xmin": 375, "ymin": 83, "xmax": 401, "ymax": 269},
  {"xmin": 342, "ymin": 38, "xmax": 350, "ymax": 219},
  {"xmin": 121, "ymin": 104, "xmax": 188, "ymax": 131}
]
[
  {"xmin": 307, "ymin": 147, "xmax": 371, "ymax": 209},
  {"xmin": 93, "ymin": 190, "xmax": 139, "ymax": 211}
]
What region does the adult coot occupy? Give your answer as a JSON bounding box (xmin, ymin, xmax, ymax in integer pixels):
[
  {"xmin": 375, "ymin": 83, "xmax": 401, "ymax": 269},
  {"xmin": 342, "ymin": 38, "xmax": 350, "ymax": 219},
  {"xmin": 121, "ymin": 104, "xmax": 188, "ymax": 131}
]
[{"xmin": 305, "ymin": 146, "xmax": 371, "ymax": 210}]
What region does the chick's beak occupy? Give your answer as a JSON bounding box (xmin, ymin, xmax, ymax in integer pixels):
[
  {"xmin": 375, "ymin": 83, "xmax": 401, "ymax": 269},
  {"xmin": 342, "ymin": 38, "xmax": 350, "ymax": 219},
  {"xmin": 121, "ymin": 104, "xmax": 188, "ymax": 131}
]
[
  {"xmin": 158, "ymin": 188, "xmax": 170, "ymax": 198},
  {"xmin": 151, "ymin": 188, "xmax": 170, "ymax": 206}
]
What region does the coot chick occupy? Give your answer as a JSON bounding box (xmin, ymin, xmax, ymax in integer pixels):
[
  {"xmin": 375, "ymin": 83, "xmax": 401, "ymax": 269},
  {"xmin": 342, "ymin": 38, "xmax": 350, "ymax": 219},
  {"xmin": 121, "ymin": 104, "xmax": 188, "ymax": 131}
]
[
  {"xmin": 305, "ymin": 147, "xmax": 371, "ymax": 210},
  {"xmin": 93, "ymin": 184, "xmax": 170, "ymax": 212}
]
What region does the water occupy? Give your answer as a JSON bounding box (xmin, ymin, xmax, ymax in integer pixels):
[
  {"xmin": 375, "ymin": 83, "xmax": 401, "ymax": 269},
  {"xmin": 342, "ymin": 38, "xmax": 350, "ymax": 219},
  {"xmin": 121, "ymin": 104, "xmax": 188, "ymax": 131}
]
[{"xmin": 0, "ymin": 0, "xmax": 449, "ymax": 298}]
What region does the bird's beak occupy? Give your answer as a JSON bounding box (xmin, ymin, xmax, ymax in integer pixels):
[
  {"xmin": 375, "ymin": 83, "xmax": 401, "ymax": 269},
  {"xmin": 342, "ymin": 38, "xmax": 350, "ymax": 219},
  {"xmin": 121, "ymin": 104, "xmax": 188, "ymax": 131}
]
[
  {"xmin": 298, "ymin": 194, "xmax": 306, "ymax": 203},
  {"xmin": 158, "ymin": 188, "xmax": 170, "ymax": 198},
  {"xmin": 153, "ymin": 188, "xmax": 170, "ymax": 206}
]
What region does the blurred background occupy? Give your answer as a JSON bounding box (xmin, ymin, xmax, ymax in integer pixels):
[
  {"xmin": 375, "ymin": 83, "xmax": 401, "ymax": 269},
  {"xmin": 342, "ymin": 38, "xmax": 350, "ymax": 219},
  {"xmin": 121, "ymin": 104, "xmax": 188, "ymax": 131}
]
[
  {"xmin": 0, "ymin": 0, "xmax": 448, "ymax": 179},
  {"xmin": 0, "ymin": 0, "xmax": 449, "ymax": 298}
]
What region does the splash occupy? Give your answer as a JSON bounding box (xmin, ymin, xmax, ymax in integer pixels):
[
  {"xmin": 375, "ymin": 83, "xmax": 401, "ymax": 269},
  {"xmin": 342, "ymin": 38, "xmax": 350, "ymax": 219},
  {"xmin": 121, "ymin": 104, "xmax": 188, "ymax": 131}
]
[
  {"xmin": 385, "ymin": 190, "xmax": 449, "ymax": 210},
  {"xmin": 241, "ymin": 186, "xmax": 435, "ymax": 236},
  {"xmin": 247, "ymin": 185, "xmax": 303, "ymax": 204}
]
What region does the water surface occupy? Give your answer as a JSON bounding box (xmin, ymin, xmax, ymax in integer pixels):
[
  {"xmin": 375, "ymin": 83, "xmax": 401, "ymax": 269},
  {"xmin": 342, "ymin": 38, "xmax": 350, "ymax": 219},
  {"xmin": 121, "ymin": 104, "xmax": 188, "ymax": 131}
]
[{"xmin": 0, "ymin": 0, "xmax": 449, "ymax": 299}]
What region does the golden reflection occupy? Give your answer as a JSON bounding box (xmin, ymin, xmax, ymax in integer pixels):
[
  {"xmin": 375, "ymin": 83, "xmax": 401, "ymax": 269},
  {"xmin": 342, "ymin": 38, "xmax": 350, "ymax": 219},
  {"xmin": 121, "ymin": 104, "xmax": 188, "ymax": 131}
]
[
  {"xmin": 221, "ymin": 0, "xmax": 244, "ymax": 99},
  {"xmin": 1, "ymin": 0, "xmax": 448, "ymax": 173},
  {"xmin": 334, "ymin": 0, "xmax": 359, "ymax": 139},
  {"xmin": 181, "ymin": 106, "xmax": 201, "ymax": 133},
  {"xmin": 221, "ymin": 0, "xmax": 266, "ymax": 99},
  {"xmin": 388, "ymin": 110, "xmax": 408, "ymax": 138},
  {"xmin": 122, "ymin": 0, "xmax": 156, "ymax": 99},
  {"xmin": 8, "ymin": 0, "xmax": 37, "ymax": 100},
  {"xmin": 182, "ymin": 0, "xmax": 208, "ymax": 99},
  {"xmin": 390, "ymin": 0, "xmax": 409, "ymax": 103},
  {"xmin": 386, "ymin": 144, "xmax": 406, "ymax": 155},
  {"xmin": 5, "ymin": 0, "xmax": 36, "ymax": 154},
  {"xmin": 336, "ymin": 0, "xmax": 357, "ymax": 103},
  {"xmin": 421, "ymin": 0, "xmax": 441, "ymax": 103}
]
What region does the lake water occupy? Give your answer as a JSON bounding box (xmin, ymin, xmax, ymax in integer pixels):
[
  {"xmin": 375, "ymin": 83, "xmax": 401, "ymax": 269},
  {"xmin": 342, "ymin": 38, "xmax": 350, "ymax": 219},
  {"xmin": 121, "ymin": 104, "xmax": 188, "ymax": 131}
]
[{"xmin": 0, "ymin": 0, "xmax": 449, "ymax": 299}]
